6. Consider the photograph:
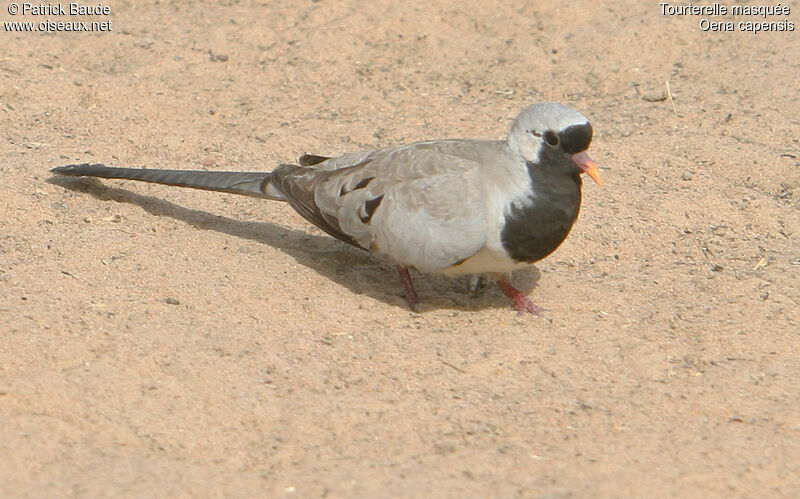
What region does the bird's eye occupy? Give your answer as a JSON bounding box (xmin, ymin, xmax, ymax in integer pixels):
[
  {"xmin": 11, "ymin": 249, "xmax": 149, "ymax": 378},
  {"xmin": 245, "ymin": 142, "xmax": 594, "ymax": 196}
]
[{"xmin": 543, "ymin": 130, "xmax": 559, "ymax": 146}]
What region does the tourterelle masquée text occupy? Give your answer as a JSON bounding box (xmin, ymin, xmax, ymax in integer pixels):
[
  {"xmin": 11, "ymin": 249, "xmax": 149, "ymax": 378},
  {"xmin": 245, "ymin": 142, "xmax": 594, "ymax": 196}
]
[{"xmin": 659, "ymin": 3, "xmax": 795, "ymax": 32}]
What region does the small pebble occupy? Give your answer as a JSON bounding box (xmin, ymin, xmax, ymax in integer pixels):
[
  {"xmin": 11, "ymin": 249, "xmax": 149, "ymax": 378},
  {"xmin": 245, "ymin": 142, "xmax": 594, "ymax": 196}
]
[
  {"xmin": 165, "ymin": 297, "xmax": 180, "ymax": 305},
  {"xmin": 681, "ymin": 171, "xmax": 693, "ymax": 181},
  {"xmin": 642, "ymin": 88, "xmax": 667, "ymax": 102}
]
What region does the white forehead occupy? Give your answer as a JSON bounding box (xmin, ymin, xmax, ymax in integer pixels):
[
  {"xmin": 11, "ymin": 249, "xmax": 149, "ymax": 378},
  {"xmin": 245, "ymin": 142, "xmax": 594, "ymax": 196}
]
[{"xmin": 510, "ymin": 102, "xmax": 589, "ymax": 134}]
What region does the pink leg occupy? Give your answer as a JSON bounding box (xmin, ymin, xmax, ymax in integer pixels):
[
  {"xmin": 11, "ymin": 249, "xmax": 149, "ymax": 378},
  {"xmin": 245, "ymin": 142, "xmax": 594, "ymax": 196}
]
[
  {"xmin": 497, "ymin": 275, "xmax": 545, "ymax": 315},
  {"xmin": 396, "ymin": 265, "xmax": 421, "ymax": 311}
]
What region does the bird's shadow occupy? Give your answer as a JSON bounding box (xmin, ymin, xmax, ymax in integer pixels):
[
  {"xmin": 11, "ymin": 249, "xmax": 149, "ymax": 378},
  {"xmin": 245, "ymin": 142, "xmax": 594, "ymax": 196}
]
[{"xmin": 48, "ymin": 176, "xmax": 541, "ymax": 312}]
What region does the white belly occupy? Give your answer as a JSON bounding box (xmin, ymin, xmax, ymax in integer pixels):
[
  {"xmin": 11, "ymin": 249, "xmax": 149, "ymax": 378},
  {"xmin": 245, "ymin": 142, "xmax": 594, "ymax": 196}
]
[{"xmin": 437, "ymin": 246, "xmax": 532, "ymax": 277}]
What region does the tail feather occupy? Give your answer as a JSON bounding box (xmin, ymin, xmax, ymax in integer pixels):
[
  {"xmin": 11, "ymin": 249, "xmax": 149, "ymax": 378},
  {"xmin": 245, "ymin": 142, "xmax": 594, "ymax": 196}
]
[{"xmin": 51, "ymin": 163, "xmax": 283, "ymax": 200}]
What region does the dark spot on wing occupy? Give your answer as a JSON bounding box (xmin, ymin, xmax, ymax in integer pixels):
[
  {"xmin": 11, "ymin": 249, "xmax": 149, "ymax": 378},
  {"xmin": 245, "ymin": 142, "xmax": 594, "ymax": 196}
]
[
  {"xmin": 353, "ymin": 177, "xmax": 373, "ymax": 190},
  {"xmin": 360, "ymin": 195, "xmax": 384, "ymax": 224},
  {"xmin": 339, "ymin": 176, "xmax": 375, "ymax": 197},
  {"xmin": 559, "ymin": 123, "xmax": 593, "ymax": 154}
]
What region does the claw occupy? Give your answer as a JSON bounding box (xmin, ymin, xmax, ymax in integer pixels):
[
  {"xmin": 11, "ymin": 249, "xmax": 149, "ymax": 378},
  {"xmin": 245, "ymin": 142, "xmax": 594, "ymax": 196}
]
[{"xmin": 467, "ymin": 275, "xmax": 488, "ymax": 296}]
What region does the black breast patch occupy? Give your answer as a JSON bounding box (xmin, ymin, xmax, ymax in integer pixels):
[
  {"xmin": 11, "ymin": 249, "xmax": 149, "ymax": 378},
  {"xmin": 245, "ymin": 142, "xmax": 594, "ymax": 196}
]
[{"xmin": 500, "ymin": 186, "xmax": 582, "ymax": 263}]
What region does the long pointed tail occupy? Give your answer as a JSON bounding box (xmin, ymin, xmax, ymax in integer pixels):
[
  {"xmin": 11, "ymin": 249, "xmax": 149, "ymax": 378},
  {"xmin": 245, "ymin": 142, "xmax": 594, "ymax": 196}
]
[{"xmin": 51, "ymin": 163, "xmax": 284, "ymax": 200}]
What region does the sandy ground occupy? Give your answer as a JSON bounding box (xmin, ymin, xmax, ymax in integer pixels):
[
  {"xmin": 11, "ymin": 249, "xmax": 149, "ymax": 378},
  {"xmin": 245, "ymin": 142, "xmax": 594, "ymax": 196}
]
[{"xmin": 1, "ymin": 0, "xmax": 799, "ymax": 496}]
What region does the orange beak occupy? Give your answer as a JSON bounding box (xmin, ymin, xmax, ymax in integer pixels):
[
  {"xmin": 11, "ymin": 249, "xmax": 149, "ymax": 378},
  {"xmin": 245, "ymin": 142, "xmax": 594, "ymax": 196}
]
[{"xmin": 571, "ymin": 151, "xmax": 603, "ymax": 187}]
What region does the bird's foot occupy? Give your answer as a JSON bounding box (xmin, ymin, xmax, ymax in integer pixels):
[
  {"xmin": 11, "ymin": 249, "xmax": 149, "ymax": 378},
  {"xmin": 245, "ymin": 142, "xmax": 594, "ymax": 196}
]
[
  {"xmin": 396, "ymin": 265, "xmax": 422, "ymax": 311},
  {"xmin": 497, "ymin": 276, "xmax": 545, "ymax": 315},
  {"xmin": 467, "ymin": 275, "xmax": 488, "ymax": 296}
]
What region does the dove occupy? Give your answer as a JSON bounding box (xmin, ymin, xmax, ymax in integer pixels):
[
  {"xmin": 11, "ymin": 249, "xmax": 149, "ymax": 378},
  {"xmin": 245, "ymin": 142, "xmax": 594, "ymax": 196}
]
[{"xmin": 52, "ymin": 102, "xmax": 602, "ymax": 313}]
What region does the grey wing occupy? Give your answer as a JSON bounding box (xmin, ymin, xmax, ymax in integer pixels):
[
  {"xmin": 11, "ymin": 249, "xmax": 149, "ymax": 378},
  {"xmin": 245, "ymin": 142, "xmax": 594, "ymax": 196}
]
[{"xmin": 292, "ymin": 141, "xmax": 505, "ymax": 272}]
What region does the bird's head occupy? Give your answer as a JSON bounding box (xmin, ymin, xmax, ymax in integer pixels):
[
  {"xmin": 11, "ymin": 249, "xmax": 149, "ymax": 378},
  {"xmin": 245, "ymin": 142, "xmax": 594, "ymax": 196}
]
[{"xmin": 507, "ymin": 102, "xmax": 602, "ymax": 186}]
